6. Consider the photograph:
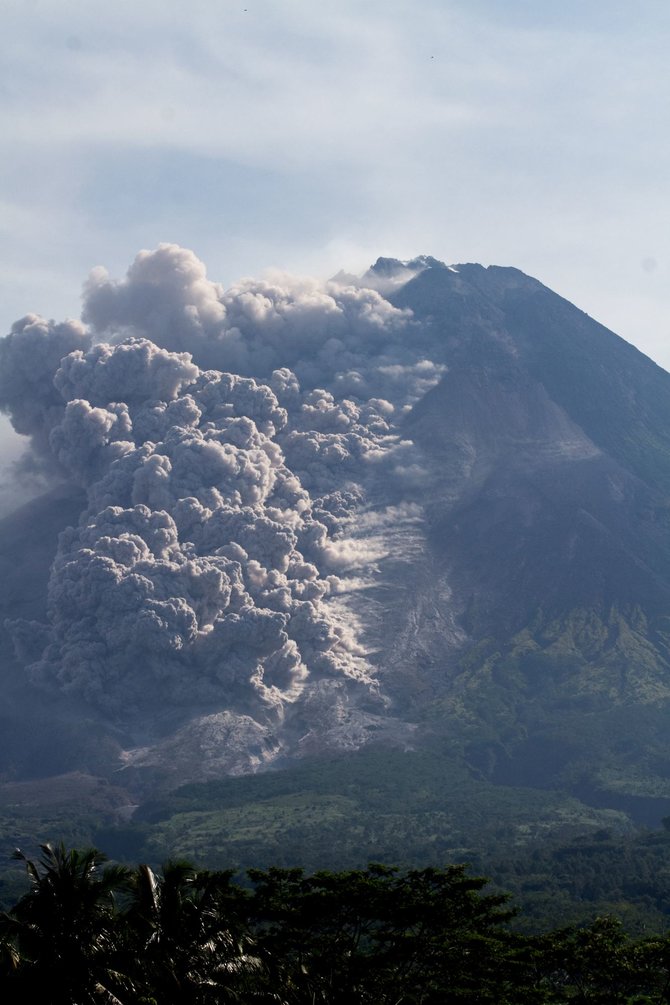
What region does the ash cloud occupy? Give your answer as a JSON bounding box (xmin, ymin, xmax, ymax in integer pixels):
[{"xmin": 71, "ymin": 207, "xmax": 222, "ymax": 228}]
[
  {"xmin": 0, "ymin": 245, "xmax": 444, "ymax": 730},
  {"xmin": 0, "ymin": 314, "xmax": 92, "ymax": 471},
  {"xmin": 82, "ymin": 244, "xmax": 445, "ymax": 404}
]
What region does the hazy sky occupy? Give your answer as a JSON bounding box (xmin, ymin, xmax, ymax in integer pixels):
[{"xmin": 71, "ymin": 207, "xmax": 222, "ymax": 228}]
[{"xmin": 1, "ymin": 0, "xmax": 669, "ymax": 379}]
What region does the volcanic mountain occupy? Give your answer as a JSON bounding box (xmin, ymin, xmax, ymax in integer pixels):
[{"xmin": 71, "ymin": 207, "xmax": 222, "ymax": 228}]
[{"xmin": 2, "ymin": 249, "xmax": 670, "ymax": 857}]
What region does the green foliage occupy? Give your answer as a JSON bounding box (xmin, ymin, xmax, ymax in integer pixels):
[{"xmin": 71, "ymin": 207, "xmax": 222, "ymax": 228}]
[
  {"xmin": 6, "ymin": 844, "xmax": 670, "ymax": 1003},
  {"xmin": 122, "ymin": 746, "xmax": 621, "ymax": 877},
  {"xmin": 245, "ymin": 863, "xmax": 525, "ymax": 1003},
  {"xmin": 490, "ymin": 827, "xmax": 670, "ymax": 934},
  {"xmin": 0, "ymin": 841, "xmax": 132, "ymax": 1003}
]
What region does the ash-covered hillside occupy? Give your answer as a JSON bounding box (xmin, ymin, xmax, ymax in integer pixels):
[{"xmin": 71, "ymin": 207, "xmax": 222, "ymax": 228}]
[{"xmin": 2, "ymin": 248, "xmax": 670, "ymax": 821}]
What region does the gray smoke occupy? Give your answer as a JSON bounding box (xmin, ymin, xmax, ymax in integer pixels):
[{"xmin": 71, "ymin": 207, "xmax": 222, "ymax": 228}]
[
  {"xmin": 0, "ymin": 314, "xmax": 91, "ymax": 467},
  {"xmin": 0, "ymin": 245, "xmax": 444, "ymax": 726},
  {"xmin": 82, "ymin": 244, "xmax": 444, "ymax": 404}
]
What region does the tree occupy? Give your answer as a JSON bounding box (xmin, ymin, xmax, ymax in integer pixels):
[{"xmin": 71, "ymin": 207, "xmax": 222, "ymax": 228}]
[
  {"xmin": 537, "ymin": 916, "xmax": 642, "ymax": 1004},
  {"xmin": 123, "ymin": 859, "xmax": 256, "ymax": 1003},
  {"xmin": 247, "ymin": 863, "xmax": 533, "ymax": 1004},
  {"xmin": 1, "ymin": 841, "xmax": 131, "ymax": 1003}
]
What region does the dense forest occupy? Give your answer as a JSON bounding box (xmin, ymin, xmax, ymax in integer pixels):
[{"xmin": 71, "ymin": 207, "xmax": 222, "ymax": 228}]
[{"xmin": 3, "ymin": 842, "xmax": 670, "ymax": 1003}]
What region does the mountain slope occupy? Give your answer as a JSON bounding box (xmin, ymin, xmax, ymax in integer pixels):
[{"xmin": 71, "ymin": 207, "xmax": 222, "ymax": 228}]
[
  {"xmin": 385, "ymin": 262, "xmax": 670, "ymax": 804},
  {"xmin": 2, "ymin": 252, "xmax": 670, "ymax": 864}
]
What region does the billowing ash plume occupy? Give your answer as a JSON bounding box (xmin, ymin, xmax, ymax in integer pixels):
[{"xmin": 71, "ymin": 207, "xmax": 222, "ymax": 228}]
[
  {"xmin": 82, "ymin": 244, "xmax": 445, "ymax": 403},
  {"xmin": 0, "ymin": 245, "xmax": 445, "ymax": 727},
  {"xmin": 0, "ymin": 314, "xmax": 92, "ymax": 465}
]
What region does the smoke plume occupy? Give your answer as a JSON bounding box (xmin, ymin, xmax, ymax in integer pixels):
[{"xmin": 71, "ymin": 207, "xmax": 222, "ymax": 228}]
[{"xmin": 0, "ymin": 246, "xmax": 444, "ymax": 731}]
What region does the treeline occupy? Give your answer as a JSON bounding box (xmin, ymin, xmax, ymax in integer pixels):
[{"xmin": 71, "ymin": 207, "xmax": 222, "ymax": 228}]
[
  {"xmin": 488, "ymin": 825, "xmax": 670, "ymax": 933},
  {"xmin": 2, "ymin": 843, "xmax": 670, "ymax": 1003}
]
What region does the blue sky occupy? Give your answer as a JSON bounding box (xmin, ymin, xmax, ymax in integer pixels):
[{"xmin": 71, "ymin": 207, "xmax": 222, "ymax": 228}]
[{"xmin": 1, "ymin": 0, "xmax": 669, "ymax": 401}]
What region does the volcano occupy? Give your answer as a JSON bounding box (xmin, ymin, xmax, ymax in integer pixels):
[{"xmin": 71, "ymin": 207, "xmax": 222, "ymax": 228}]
[{"xmin": 2, "ymin": 250, "xmax": 670, "ymax": 866}]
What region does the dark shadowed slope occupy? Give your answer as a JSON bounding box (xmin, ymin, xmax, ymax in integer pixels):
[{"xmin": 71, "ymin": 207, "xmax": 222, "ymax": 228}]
[
  {"xmin": 0, "ymin": 485, "xmax": 120, "ymax": 779},
  {"xmin": 389, "ymin": 262, "xmax": 670, "ymax": 804}
]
